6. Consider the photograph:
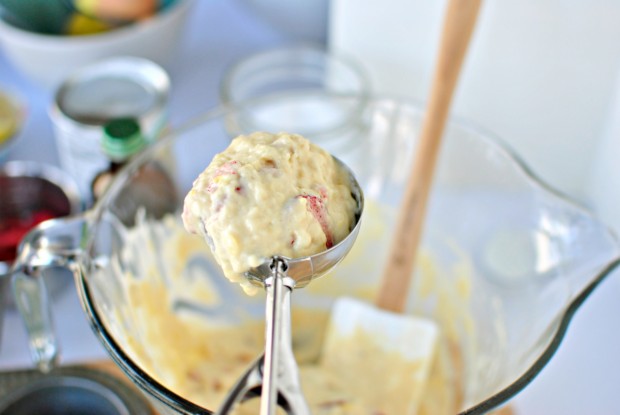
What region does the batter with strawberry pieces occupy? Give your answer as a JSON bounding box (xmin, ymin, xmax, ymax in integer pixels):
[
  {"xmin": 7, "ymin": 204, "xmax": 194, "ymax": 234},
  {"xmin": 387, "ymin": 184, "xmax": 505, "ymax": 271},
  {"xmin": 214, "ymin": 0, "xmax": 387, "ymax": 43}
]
[{"xmin": 182, "ymin": 132, "xmax": 358, "ymax": 294}]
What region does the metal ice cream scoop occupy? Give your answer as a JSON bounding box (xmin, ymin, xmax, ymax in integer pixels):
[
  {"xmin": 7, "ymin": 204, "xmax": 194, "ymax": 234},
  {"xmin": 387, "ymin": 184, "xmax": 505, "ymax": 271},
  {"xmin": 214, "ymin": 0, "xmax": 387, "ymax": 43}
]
[{"xmin": 216, "ymin": 158, "xmax": 364, "ymax": 415}]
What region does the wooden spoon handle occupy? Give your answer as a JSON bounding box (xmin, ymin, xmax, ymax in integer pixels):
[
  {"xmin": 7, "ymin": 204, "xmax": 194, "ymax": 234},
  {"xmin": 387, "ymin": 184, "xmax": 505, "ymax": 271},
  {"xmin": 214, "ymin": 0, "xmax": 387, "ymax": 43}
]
[{"xmin": 376, "ymin": 0, "xmax": 482, "ymax": 312}]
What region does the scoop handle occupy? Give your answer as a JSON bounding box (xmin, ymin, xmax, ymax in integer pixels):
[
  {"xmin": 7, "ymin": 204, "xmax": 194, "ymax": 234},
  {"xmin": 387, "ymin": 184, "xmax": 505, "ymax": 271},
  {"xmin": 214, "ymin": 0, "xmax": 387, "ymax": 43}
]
[
  {"xmin": 376, "ymin": 0, "xmax": 482, "ymax": 312},
  {"xmin": 216, "ymin": 258, "xmax": 310, "ymax": 415}
]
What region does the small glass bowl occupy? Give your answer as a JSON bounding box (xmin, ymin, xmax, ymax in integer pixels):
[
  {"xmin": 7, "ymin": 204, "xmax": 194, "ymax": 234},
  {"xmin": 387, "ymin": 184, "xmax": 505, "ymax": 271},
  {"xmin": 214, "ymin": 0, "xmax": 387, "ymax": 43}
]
[
  {"xmin": 0, "ymin": 160, "xmax": 82, "ymax": 289},
  {"xmin": 219, "ymin": 45, "xmax": 371, "ymax": 152}
]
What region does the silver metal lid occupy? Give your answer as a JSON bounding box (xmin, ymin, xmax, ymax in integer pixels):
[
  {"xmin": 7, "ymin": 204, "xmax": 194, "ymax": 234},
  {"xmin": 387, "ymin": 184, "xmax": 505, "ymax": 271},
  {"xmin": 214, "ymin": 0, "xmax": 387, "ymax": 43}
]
[{"xmin": 54, "ymin": 56, "xmax": 170, "ymax": 127}]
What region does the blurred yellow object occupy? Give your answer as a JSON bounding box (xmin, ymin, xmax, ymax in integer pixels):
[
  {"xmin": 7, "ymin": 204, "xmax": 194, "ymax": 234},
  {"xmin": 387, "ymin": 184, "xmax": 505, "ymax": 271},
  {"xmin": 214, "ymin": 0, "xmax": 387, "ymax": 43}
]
[
  {"xmin": 74, "ymin": 0, "xmax": 157, "ymax": 23},
  {"xmin": 65, "ymin": 13, "xmax": 110, "ymax": 35},
  {"xmin": 0, "ymin": 91, "xmax": 20, "ymax": 144}
]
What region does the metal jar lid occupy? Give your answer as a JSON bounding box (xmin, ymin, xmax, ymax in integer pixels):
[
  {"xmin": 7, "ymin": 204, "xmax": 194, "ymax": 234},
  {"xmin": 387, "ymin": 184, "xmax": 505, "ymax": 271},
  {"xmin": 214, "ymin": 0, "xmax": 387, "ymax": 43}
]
[{"xmin": 53, "ymin": 56, "xmax": 170, "ymax": 127}]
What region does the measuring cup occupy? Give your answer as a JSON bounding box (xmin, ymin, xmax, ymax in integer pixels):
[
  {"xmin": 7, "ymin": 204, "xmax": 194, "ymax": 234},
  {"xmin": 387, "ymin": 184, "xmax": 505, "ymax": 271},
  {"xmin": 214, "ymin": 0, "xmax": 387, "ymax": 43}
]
[{"xmin": 8, "ymin": 97, "xmax": 620, "ymax": 415}]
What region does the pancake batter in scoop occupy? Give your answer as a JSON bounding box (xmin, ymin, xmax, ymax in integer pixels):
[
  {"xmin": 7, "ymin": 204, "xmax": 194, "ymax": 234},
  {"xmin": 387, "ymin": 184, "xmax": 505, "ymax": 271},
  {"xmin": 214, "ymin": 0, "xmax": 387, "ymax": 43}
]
[{"xmin": 182, "ymin": 132, "xmax": 357, "ymax": 294}]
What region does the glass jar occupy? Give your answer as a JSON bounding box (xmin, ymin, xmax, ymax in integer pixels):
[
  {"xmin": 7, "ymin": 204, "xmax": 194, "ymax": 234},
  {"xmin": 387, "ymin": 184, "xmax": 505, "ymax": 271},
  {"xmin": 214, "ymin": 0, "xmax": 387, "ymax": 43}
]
[{"xmin": 220, "ymin": 45, "xmax": 371, "ymax": 158}]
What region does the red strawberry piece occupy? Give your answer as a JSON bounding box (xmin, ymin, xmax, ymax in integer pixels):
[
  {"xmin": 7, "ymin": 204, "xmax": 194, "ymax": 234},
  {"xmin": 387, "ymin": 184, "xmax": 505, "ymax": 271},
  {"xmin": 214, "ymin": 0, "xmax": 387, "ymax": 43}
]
[
  {"xmin": 318, "ymin": 186, "xmax": 328, "ymax": 199},
  {"xmin": 297, "ymin": 193, "xmax": 333, "ymax": 249},
  {"xmin": 207, "ymin": 160, "xmax": 239, "ymax": 193}
]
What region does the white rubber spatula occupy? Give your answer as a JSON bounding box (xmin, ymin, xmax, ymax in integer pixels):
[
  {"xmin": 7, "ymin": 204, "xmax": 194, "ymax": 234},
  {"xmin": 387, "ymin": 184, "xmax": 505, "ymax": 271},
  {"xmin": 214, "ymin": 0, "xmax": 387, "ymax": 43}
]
[{"xmin": 322, "ymin": 0, "xmax": 482, "ymax": 413}]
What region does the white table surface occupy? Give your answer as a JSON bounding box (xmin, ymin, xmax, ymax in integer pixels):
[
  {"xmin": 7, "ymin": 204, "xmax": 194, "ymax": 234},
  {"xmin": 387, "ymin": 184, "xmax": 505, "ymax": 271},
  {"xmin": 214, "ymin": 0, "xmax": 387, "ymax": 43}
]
[{"xmin": 2, "ymin": 1, "xmax": 620, "ymax": 414}]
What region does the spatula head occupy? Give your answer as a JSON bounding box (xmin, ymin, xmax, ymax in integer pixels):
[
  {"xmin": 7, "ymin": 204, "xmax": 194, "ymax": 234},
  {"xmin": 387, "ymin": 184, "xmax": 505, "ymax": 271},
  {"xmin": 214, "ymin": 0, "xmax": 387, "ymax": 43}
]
[{"xmin": 321, "ymin": 297, "xmax": 439, "ymax": 415}]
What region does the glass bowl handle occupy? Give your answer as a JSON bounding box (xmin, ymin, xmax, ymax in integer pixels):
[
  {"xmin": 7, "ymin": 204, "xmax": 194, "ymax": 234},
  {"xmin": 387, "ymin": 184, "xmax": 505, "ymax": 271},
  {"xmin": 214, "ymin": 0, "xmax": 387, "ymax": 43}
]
[{"xmin": 9, "ymin": 215, "xmax": 91, "ymax": 373}]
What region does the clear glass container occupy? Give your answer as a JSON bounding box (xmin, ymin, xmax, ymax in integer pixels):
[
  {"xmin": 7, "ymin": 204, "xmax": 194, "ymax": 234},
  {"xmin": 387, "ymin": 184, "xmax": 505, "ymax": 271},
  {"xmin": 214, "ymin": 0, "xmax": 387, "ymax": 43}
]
[
  {"xmin": 9, "ymin": 97, "xmax": 620, "ymax": 414},
  {"xmin": 220, "ymin": 45, "xmax": 371, "ymax": 155}
]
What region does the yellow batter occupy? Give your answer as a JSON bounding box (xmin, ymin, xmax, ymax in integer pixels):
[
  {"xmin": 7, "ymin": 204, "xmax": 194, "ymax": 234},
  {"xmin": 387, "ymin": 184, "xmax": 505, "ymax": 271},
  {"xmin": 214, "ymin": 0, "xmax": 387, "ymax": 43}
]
[
  {"xmin": 102, "ymin": 209, "xmax": 467, "ymax": 415},
  {"xmin": 182, "ymin": 132, "xmax": 357, "ymax": 294}
]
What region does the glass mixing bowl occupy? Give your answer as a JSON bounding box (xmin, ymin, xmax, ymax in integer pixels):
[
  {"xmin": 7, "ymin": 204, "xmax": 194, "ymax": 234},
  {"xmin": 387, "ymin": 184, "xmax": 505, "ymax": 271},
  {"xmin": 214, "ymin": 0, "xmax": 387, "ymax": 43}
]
[{"xmin": 9, "ymin": 97, "xmax": 620, "ymax": 414}]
